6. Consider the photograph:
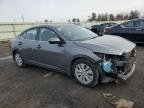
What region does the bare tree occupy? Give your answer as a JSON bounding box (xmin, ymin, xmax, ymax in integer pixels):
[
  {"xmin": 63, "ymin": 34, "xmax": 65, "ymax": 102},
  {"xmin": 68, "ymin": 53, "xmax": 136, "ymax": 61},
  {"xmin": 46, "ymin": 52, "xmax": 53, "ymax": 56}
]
[
  {"xmin": 77, "ymin": 18, "xmax": 80, "ymax": 22},
  {"xmin": 115, "ymin": 14, "xmax": 124, "ymax": 21},
  {"xmin": 129, "ymin": 10, "xmax": 140, "ymax": 20},
  {"xmin": 123, "ymin": 14, "xmax": 129, "ymax": 20},
  {"xmin": 97, "ymin": 14, "xmax": 101, "ymax": 21},
  {"xmin": 103, "ymin": 13, "xmax": 108, "ymax": 21},
  {"xmin": 72, "ymin": 18, "xmax": 76, "ymax": 23},
  {"xmin": 91, "ymin": 13, "xmax": 97, "ymax": 21},
  {"xmin": 109, "ymin": 14, "xmax": 115, "ymax": 21},
  {"xmin": 72, "ymin": 18, "xmax": 80, "ymax": 23}
]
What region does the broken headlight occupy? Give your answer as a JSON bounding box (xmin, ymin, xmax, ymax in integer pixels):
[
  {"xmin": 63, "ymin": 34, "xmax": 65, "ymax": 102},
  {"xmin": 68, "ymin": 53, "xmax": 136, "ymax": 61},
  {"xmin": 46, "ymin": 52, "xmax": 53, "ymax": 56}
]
[{"xmin": 94, "ymin": 53, "xmax": 113, "ymax": 73}]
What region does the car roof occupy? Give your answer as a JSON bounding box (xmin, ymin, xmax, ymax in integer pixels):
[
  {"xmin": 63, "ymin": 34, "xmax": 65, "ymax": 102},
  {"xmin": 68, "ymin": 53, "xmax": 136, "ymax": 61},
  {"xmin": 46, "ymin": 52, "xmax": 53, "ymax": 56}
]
[
  {"xmin": 22, "ymin": 23, "xmax": 75, "ymax": 30},
  {"xmin": 21, "ymin": 23, "xmax": 78, "ymax": 34},
  {"xmin": 33, "ymin": 23, "xmax": 76, "ymax": 28},
  {"xmin": 122, "ymin": 19, "xmax": 144, "ymax": 23}
]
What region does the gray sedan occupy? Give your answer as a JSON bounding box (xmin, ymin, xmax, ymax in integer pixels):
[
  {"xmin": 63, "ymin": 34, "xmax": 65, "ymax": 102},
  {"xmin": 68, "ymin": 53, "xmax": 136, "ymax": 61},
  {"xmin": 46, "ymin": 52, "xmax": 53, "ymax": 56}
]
[{"xmin": 10, "ymin": 24, "xmax": 136, "ymax": 87}]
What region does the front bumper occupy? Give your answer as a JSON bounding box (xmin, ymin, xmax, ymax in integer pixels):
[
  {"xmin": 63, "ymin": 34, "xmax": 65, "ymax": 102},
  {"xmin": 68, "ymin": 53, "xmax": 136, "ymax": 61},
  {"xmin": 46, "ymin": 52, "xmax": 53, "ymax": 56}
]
[
  {"xmin": 118, "ymin": 63, "xmax": 136, "ymax": 80},
  {"xmin": 100, "ymin": 49, "xmax": 136, "ymax": 81}
]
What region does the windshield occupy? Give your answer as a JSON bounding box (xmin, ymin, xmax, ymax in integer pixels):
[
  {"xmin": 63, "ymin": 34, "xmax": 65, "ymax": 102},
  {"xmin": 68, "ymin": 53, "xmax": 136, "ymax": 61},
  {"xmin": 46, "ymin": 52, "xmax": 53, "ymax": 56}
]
[{"xmin": 54, "ymin": 24, "xmax": 98, "ymax": 41}]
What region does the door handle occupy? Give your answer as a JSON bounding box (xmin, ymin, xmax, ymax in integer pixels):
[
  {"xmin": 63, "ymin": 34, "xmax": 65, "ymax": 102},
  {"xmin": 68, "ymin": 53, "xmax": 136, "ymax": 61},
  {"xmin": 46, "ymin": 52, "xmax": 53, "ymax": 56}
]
[
  {"xmin": 136, "ymin": 28, "xmax": 142, "ymax": 31},
  {"xmin": 36, "ymin": 45, "xmax": 41, "ymax": 49},
  {"xmin": 18, "ymin": 42, "xmax": 22, "ymax": 45}
]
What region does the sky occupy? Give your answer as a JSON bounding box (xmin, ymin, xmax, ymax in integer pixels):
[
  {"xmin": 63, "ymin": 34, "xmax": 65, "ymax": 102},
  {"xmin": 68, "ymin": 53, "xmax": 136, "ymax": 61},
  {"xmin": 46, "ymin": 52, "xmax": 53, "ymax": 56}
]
[{"xmin": 0, "ymin": 0, "xmax": 144, "ymax": 22}]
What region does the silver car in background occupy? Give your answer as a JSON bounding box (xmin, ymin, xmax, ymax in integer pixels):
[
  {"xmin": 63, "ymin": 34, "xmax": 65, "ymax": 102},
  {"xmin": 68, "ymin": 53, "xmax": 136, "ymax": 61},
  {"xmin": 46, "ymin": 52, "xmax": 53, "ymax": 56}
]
[{"xmin": 10, "ymin": 24, "xmax": 136, "ymax": 87}]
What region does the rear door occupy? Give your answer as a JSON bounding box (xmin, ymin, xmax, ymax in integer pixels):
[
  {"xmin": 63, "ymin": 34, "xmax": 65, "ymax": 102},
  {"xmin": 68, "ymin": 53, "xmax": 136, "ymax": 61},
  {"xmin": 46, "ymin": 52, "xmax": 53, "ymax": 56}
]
[
  {"xmin": 119, "ymin": 20, "xmax": 144, "ymax": 42},
  {"xmin": 21, "ymin": 28, "xmax": 39, "ymax": 62},
  {"xmin": 133, "ymin": 20, "xmax": 144, "ymax": 43},
  {"xmin": 118, "ymin": 21, "xmax": 136, "ymax": 42}
]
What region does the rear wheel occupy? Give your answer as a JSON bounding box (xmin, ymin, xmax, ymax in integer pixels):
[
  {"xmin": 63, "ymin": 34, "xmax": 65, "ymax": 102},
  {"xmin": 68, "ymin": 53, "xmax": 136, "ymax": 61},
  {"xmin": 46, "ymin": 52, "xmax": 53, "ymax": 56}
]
[
  {"xmin": 72, "ymin": 59, "xmax": 100, "ymax": 87},
  {"xmin": 14, "ymin": 52, "xmax": 26, "ymax": 67},
  {"xmin": 98, "ymin": 31, "xmax": 103, "ymax": 36}
]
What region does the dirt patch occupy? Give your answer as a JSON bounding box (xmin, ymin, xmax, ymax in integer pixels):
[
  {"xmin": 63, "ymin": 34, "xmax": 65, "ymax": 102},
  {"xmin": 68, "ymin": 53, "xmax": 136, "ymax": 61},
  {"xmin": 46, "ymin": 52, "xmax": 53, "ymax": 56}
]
[
  {"xmin": 0, "ymin": 41, "xmax": 11, "ymax": 57},
  {"xmin": 103, "ymin": 93, "xmax": 134, "ymax": 108}
]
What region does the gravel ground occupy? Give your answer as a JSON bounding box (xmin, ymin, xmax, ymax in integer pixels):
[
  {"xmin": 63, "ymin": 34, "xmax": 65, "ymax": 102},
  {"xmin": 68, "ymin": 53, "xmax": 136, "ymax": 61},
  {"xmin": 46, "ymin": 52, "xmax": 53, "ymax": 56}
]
[{"xmin": 0, "ymin": 45, "xmax": 144, "ymax": 108}]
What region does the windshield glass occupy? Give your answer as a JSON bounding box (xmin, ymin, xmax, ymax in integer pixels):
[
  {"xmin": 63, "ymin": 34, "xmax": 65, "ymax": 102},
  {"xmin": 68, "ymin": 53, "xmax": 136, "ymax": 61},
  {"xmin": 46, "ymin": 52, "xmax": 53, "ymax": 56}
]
[{"xmin": 54, "ymin": 24, "xmax": 98, "ymax": 41}]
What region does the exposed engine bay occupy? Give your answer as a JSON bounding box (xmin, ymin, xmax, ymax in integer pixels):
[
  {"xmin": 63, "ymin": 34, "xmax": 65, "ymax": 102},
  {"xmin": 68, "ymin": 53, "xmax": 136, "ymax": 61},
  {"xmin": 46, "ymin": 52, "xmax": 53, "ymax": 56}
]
[{"xmin": 100, "ymin": 48, "xmax": 136, "ymax": 80}]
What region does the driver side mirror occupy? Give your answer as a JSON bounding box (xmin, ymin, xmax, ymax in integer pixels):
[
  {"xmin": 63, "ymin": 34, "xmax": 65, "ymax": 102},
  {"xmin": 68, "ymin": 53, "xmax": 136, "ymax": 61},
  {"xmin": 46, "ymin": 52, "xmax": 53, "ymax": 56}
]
[{"xmin": 48, "ymin": 37, "xmax": 65, "ymax": 44}]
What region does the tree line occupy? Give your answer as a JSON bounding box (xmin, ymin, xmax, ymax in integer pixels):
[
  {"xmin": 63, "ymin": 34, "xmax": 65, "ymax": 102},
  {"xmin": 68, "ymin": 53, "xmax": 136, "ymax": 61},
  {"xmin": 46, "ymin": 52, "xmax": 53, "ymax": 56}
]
[
  {"xmin": 69, "ymin": 10, "xmax": 141, "ymax": 23},
  {"xmin": 88, "ymin": 10, "xmax": 140, "ymax": 21},
  {"xmin": 44, "ymin": 10, "xmax": 142, "ymax": 23}
]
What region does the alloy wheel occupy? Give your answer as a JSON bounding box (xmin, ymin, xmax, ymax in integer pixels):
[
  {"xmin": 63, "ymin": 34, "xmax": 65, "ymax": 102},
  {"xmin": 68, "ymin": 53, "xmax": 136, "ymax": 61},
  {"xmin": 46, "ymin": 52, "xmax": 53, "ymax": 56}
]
[{"xmin": 75, "ymin": 63, "xmax": 93, "ymax": 84}]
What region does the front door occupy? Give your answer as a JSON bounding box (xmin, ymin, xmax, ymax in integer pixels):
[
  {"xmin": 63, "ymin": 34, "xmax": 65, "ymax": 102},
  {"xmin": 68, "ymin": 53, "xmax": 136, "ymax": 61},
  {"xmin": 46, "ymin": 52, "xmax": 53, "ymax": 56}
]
[{"xmin": 34, "ymin": 27, "xmax": 66, "ymax": 70}]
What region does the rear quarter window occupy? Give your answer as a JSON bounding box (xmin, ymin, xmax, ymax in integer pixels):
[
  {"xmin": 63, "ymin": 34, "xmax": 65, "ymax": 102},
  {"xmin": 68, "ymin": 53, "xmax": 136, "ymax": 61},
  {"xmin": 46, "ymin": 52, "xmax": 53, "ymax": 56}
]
[{"xmin": 122, "ymin": 21, "xmax": 134, "ymax": 28}]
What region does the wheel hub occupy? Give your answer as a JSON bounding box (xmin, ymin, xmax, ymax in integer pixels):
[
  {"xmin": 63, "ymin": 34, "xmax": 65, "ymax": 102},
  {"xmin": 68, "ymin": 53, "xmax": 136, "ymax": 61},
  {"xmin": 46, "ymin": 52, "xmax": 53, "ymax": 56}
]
[{"xmin": 15, "ymin": 53, "xmax": 23, "ymax": 66}]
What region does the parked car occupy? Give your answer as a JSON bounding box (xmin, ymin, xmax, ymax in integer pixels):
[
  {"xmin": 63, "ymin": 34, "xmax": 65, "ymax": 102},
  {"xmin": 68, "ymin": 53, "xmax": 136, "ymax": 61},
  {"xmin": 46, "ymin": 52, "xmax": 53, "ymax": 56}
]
[
  {"xmin": 91, "ymin": 23, "xmax": 117, "ymax": 36},
  {"xmin": 104, "ymin": 19, "xmax": 144, "ymax": 43},
  {"xmin": 91, "ymin": 24, "xmax": 99, "ymax": 34},
  {"xmin": 10, "ymin": 24, "xmax": 136, "ymax": 87}
]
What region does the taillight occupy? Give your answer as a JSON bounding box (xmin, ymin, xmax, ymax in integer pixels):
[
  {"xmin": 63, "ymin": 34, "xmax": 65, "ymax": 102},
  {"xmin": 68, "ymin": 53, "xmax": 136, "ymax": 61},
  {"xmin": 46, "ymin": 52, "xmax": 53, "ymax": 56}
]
[{"xmin": 104, "ymin": 28, "xmax": 110, "ymax": 33}]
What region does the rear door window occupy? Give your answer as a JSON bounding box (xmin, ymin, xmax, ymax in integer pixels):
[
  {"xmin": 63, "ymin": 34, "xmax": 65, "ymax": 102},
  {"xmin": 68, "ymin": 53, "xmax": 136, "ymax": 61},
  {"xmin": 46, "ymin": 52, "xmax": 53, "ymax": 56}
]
[
  {"xmin": 122, "ymin": 21, "xmax": 134, "ymax": 28},
  {"xmin": 25, "ymin": 28, "xmax": 38, "ymax": 40},
  {"xmin": 134, "ymin": 21, "xmax": 141, "ymax": 27}
]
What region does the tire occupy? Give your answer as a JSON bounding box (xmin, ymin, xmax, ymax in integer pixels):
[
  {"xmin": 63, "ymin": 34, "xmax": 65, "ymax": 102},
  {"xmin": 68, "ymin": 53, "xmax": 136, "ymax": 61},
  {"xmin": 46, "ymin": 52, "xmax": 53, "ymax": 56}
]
[
  {"xmin": 98, "ymin": 32, "xmax": 103, "ymax": 36},
  {"xmin": 14, "ymin": 51, "xmax": 26, "ymax": 67},
  {"xmin": 72, "ymin": 59, "xmax": 100, "ymax": 87}
]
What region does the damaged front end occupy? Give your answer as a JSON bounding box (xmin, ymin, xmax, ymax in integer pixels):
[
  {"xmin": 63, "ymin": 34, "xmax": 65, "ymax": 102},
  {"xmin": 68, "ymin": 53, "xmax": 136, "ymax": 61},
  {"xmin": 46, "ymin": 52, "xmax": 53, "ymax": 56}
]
[{"xmin": 97, "ymin": 48, "xmax": 136, "ymax": 81}]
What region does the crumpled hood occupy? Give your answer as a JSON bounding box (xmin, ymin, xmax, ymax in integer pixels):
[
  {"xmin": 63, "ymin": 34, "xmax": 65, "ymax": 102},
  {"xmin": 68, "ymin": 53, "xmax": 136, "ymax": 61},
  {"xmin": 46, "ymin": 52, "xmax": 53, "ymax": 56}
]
[{"xmin": 75, "ymin": 35, "xmax": 136, "ymax": 55}]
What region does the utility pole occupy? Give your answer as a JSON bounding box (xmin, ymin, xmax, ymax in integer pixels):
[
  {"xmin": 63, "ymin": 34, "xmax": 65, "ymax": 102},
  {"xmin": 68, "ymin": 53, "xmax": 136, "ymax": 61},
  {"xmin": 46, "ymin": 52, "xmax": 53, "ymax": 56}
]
[{"xmin": 21, "ymin": 15, "xmax": 24, "ymax": 23}]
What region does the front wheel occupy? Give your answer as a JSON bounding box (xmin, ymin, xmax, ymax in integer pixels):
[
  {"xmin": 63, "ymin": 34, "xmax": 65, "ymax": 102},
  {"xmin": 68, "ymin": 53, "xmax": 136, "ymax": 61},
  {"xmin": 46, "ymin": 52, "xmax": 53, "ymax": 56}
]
[{"xmin": 72, "ymin": 59, "xmax": 100, "ymax": 87}]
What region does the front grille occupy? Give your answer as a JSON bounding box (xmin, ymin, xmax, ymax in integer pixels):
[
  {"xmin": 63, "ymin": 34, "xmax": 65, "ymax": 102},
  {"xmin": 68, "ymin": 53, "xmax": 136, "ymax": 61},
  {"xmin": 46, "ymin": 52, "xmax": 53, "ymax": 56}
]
[
  {"xmin": 117, "ymin": 49, "xmax": 136, "ymax": 75},
  {"xmin": 102, "ymin": 48, "xmax": 136, "ymax": 79}
]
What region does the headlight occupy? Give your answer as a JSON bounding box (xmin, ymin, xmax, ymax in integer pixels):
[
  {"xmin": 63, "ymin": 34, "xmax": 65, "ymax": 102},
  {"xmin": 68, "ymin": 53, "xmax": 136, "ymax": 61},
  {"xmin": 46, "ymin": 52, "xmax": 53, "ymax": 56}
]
[
  {"xmin": 93, "ymin": 52, "xmax": 104, "ymax": 58},
  {"xmin": 94, "ymin": 52, "xmax": 113, "ymax": 73},
  {"xmin": 94, "ymin": 52, "xmax": 112, "ymax": 60}
]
